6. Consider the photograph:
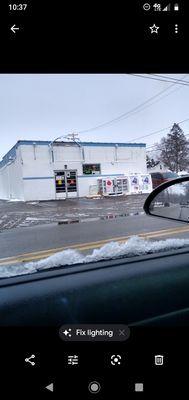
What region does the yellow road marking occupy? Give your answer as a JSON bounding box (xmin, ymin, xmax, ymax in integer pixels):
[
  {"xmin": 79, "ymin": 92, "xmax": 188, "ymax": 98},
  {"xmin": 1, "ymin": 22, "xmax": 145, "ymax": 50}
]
[{"xmin": 1, "ymin": 225, "xmax": 189, "ymax": 266}]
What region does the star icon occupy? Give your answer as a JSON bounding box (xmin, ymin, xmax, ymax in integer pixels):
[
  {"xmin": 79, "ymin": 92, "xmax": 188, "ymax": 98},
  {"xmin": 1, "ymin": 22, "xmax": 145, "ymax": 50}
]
[
  {"xmin": 149, "ymin": 24, "xmax": 159, "ymax": 34},
  {"xmin": 63, "ymin": 329, "xmax": 72, "ymax": 337}
]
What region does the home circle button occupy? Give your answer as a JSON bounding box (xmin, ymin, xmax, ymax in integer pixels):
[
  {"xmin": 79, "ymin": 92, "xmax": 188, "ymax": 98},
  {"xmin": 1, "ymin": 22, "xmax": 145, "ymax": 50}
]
[{"xmin": 88, "ymin": 381, "xmax": 101, "ymax": 394}]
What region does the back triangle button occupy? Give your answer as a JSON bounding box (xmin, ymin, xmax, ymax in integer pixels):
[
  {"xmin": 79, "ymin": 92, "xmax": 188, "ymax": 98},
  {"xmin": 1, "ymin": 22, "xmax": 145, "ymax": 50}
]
[{"xmin": 45, "ymin": 383, "xmax": 54, "ymax": 392}]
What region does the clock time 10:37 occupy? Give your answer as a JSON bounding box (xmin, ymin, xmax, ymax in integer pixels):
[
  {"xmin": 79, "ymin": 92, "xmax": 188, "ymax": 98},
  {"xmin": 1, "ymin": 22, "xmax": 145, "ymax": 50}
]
[{"xmin": 9, "ymin": 4, "xmax": 28, "ymax": 11}]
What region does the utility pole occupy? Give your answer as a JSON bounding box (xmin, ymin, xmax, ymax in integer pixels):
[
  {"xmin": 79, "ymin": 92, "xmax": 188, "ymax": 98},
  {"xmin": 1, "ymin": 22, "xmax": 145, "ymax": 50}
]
[
  {"xmin": 66, "ymin": 133, "xmax": 80, "ymax": 142},
  {"xmin": 49, "ymin": 133, "xmax": 81, "ymax": 163}
]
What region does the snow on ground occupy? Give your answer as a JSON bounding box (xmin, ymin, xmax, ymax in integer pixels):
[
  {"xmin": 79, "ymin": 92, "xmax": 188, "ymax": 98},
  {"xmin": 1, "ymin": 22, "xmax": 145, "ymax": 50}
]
[
  {"xmin": 177, "ymin": 171, "xmax": 189, "ymax": 176},
  {"xmin": 7, "ymin": 199, "xmax": 25, "ymax": 202},
  {"xmin": 168, "ymin": 184, "xmax": 186, "ymax": 196},
  {"xmin": 1, "ymin": 235, "xmax": 189, "ymax": 278}
]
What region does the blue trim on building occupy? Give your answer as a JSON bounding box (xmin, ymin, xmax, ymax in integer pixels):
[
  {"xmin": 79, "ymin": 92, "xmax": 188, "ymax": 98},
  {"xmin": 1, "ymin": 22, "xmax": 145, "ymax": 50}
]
[
  {"xmin": 17, "ymin": 140, "xmax": 51, "ymax": 146},
  {"xmin": 0, "ymin": 140, "xmax": 146, "ymax": 168},
  {"xmin": 9, "ymin": 140, "xmax": 146, "ymax": 147},
  {"xmin": 78, "ymin": 174, "xmax": 125, "ymax": 178},
  {"xmin": 0, "ymin": 144, "xmax": 18, "ymax": 168},
  {"xmin": 79, "ymin": 142, "xmax": 146, "ymax": 147},
  {"xmin": 23, "ymin": 174, "xmax": 126, "ymax": 180},
  {"xmin": 23, "ymin": 176, "xmax": 54, "ymax": 180}
]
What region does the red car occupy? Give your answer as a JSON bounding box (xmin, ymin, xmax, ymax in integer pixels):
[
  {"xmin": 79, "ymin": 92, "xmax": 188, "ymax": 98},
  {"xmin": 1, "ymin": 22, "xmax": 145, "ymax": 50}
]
[{"xmin": 150, "ymin": 171, "xmax": 179, "ymax": 189}]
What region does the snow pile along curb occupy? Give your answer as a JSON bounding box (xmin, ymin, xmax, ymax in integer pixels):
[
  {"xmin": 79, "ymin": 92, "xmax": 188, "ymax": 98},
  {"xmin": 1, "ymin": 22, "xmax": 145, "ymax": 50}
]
[{"xmin": 1, "ymin": 236, "xmax": 189, "ymax": 278}]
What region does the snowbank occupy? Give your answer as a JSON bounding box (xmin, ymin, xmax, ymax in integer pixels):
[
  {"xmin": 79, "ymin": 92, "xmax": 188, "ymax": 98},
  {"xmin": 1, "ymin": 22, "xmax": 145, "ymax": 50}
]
[
  {"xmin": 7, "ymin": 199, "xmax": 25, "ymax": 202},
  {"xmin": 177, "ymin": 171, "xmax": 189, "ymax": 176},
  {"xmin": 1, "ymin": 236, "xmax": 189, "ymax": 278},
  {"xmin": 168, "ymin": 184, "xmax": 186, "ymax": 196}
]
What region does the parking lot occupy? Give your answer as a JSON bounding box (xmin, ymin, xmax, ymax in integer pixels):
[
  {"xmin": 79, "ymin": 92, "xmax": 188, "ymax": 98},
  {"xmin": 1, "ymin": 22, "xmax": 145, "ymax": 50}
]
[{"xmin": 0, "ymin": 194, "xmax": 148, "ymax": 231}]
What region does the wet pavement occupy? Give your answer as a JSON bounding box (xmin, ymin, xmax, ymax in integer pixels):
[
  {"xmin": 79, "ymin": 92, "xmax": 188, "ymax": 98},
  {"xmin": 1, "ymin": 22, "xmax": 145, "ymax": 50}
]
[
  {"xmin": 0, "ymin": 213, "xmax": 187, "ymax": 260},
  {"xmin": 0, "ymin": 195, "xmax": 148, "ymax": 230}
]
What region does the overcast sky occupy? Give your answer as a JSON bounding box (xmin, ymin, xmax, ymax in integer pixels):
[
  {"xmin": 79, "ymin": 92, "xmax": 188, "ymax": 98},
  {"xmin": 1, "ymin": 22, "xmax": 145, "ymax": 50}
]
[{"xmin": 0, "ymin": 74, "xmax": 189, "ymax": 160}]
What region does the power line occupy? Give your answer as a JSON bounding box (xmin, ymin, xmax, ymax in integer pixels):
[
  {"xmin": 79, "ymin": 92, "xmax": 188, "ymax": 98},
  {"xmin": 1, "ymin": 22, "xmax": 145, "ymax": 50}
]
[
  {"xmin": 77, "ymin": 75, "xmax": 187, "ymax": 134},
  {"xmin": 131, "ymin": 74, "xmax": 189, "ymax": 87},
  {"xmin": 127, "ymin": 117, "xmax": 189, "ymax": 143},
  {"xmin": 120, "ymin": 80, "xmax": 187, "ymax": 129},
  {"xmin": 151, "ymin": 74, "xmax": 189, "ymax": 85},
  {"xmin": 146, "ymin": 132, "xmax": 189, "ymax": 152}
]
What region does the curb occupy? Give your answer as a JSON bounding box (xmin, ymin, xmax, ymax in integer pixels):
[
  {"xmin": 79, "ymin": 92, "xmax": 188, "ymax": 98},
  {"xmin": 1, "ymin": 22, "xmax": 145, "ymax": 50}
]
[
  {"xmin": 58, "ymin": 219, "xmax": 80, "ymax": 225},
  {"xmin": 58, "ymin": 211, "xmax": 145, "ymax": 225}
]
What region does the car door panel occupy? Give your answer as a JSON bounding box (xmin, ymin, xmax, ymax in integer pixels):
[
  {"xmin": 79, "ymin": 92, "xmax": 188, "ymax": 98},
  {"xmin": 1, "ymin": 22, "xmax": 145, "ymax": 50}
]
[{"xmin": 0, "ymin": 248, "xmax": 189, "ymax": 326}]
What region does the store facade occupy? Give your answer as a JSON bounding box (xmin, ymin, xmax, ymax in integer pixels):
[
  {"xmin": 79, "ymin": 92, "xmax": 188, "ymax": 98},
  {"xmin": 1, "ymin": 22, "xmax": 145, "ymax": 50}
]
[{"xmin": 0, "ymin": 140, "xmax": 151, "ymax": 200}]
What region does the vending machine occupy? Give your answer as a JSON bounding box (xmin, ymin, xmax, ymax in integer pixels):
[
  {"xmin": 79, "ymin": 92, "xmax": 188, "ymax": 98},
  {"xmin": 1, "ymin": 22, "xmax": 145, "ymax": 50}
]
[
  {"xmin": 98, "ymin": 177, "xmax": 129, "ymax": 196},
  {"xmin": 98, "ymin": 178, "xmax": 115, "ymax": 196}
]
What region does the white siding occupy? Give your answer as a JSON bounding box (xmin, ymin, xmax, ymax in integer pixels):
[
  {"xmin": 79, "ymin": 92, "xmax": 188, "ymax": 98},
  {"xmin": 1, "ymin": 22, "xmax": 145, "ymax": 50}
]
[
  {"xmin": 83, "ymin": 146, "xmax": 115, "ymax": 163},
  {"xmin": 53, "ymin": 145, "xmax": 82, "ymax": 163},
  {"xmin": 0, "ymin": 142, "xmax": 147, "ymax": 200},
  {"xmin": 23, "ymin": 178, "xmax": 55, "ymax": 201},
  {"xmin": 82, "ymin": 146, "xmax": 146, "ymax": 175},
  {"xmin": 21, "ymin": 144, "xmax": 53, "ymax": 177},
  {"xmin": 0, "ymin": 148, "xmax": 24, "ymax": 200}
]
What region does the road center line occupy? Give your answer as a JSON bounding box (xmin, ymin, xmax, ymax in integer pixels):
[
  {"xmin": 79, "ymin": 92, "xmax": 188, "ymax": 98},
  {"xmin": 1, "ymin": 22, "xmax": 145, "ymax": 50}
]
[{"xmin": 1, "ymin": 224, "xmax": 189, "ymax": 266}]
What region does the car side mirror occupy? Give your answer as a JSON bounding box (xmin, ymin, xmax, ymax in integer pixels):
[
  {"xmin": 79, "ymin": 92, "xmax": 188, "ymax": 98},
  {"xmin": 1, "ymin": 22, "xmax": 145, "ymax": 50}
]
[{"xmin": 143, "ymin": 176, "xmax": 189, "ymax": 223}]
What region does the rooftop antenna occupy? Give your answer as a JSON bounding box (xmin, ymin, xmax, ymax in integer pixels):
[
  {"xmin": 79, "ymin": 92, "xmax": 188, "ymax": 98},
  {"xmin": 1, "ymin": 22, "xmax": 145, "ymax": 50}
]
[{"xmin": 65, "ymin": 132, "xmax": 80, "ymax": 142}]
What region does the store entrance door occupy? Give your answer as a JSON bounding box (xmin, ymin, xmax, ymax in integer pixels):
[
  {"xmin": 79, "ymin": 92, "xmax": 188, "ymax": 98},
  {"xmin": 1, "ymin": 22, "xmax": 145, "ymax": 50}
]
[
  {"xmin": 55, "ymin": 170, "xmax": 78, "ymax": 199},
  {"xmin": 65, "ymin": 170, "xmax": 78, "ymax": 198}
]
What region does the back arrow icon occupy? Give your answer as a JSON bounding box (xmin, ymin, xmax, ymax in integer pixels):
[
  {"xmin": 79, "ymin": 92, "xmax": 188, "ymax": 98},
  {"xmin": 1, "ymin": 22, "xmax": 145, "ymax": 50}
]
[{"xmin": 11, "ymin": 24, "xmax": 20, "ymax": 33}]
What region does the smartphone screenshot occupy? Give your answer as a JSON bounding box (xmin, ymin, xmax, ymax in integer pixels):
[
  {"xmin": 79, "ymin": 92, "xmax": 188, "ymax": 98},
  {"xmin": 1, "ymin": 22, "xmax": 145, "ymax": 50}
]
[{"xmin": 0, "ymin": 1, "xmax": 188, "ymax": 397}]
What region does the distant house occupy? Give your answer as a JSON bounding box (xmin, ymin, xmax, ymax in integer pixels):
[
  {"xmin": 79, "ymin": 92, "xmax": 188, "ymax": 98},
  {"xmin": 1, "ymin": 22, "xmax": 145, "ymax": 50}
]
[{"xmin": 147, "ymin": 161, "xmax": 170, "ymax": 173}]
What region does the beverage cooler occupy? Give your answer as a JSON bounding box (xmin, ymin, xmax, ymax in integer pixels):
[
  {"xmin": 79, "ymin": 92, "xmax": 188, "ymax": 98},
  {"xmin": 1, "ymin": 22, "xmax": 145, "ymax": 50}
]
[{"xmin": 98, "ymin": 177, "xmax": 129, "ymax": 196}]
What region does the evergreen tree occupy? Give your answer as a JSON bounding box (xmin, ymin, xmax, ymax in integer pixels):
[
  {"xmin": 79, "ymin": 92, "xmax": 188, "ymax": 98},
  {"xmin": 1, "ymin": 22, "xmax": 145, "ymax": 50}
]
[{"xmin": 157, "ymin": 123, "xmax": 189, "ymax": 172}]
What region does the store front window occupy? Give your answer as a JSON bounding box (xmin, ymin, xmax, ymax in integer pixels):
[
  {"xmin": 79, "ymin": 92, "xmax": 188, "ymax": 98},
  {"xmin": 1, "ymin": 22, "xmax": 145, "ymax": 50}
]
[{"xmin": 83, "ymin": 164, "xmax": 101, "ymax": 175}]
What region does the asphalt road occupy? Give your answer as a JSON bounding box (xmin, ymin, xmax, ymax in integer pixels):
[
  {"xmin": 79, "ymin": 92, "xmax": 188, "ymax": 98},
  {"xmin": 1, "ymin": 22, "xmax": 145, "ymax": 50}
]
[{"xmin": 1, "ymin": 214, "xmax": 189, "ymax": 265}]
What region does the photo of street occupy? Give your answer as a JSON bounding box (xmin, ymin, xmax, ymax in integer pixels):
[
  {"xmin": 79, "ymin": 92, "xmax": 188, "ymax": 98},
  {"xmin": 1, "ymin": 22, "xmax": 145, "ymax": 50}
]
[{"xmin": 1, "ymin": 74, "xmax": 189, "ymax": 275}]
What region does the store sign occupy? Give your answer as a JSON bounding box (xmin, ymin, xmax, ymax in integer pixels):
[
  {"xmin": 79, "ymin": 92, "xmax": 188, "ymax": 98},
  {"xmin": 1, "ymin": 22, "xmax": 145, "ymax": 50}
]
[
  {"xmin": 143, "ymin": 176, "xmax": 149, "ymax": 184},
  {"xmin": 131, "ymin": 176, "xmax": 139, "ymax": 185},
  {"xmin": 140, "ymin": 175, "xmax": 152, "ymax": 192}
]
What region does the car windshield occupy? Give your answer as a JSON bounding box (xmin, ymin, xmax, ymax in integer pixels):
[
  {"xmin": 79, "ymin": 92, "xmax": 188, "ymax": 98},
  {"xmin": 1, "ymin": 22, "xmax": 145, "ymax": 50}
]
[{"xmin": 1, "ymin": 73, "xmax": 189, "ymax": 278}]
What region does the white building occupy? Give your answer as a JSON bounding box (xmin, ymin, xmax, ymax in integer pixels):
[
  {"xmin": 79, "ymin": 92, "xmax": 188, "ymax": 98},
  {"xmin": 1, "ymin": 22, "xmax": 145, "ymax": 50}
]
[{"xmin": 0, "ymin": 140, "xmax": 151, "ymax": 201}]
